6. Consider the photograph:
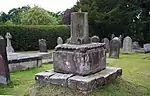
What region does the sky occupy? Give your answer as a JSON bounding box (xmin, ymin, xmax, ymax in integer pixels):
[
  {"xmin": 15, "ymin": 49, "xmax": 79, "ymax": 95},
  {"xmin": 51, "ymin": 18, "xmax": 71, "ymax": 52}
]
[{"xmin": 0, "ymin": 0, "xmax": 77, "ymax": 13}]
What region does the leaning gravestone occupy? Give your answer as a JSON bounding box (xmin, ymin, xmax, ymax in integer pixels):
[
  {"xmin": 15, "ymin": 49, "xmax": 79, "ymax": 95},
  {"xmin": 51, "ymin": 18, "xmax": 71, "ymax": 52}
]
[
  {"xmin": 5, "ymin": 33, "xmax": 14, "ymax": 53},
  {"xmin": 91, "ymin": 35, "xmax": 100, "ymax": 43},
  {"xmin": 35, "ymin": 10, "xmax": 122, "ymax": 93},
  {"xmin": 109, "ymin": 37, "xmax": 121, "ymax": 58},
  {"xmin": 39, "ymin": 39, "xmax": 47, "ymax": 52},
  {"xmin": 57, "ymin": 37, "xmax": 63, "ymax": 45},
  {"xmin": 0, "ymin": 36, "xmax": 10, "ymax": 84},
  {"xmin": 144, "ymin": 44, "xmax": 150, "ymax": 53},
  {"xmin": 102, "ymin": 38, "xmax": 110, "ymax": 53},
  {"xmin": 122, "ymin": 36, "xmax": 132, "ymax": 54}
]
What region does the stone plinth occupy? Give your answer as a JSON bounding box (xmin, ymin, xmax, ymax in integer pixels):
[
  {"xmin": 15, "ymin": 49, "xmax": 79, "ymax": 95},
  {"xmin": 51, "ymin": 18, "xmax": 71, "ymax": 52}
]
[
  {"xmin": 53, "ymin": 43, "xmax": 106, "ymax": 76},
  {"xmin": 35, "ymin": 67, "xmax": 122, "ymax": 93}
]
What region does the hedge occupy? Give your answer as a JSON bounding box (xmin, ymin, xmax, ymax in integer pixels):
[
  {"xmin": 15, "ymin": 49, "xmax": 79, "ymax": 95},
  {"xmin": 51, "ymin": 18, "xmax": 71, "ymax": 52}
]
[{"xmin": 0, "ymin": 25, "xmax": 70, "ymax": 51}]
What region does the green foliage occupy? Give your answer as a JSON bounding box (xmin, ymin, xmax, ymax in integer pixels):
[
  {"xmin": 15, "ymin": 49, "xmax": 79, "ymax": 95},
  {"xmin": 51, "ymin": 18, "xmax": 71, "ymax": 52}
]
[
  {"xmin": 20, "ymin": 6, "xmax": 59, "ymax": 25},
  {"xmin": 0, "ymin": 25, "xmax": 70, "ymax": 51}
]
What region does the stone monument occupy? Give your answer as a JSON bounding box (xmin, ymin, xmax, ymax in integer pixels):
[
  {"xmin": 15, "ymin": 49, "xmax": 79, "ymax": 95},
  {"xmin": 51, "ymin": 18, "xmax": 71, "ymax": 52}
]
[
  {"xmin": 144, "ymin": 44, "xmax": 150, "ymax": 53},
  {"xmin": 109, "ymin": 37, "xmax": 121, "ymax": 58},
  {"xmin": 35, "ymin": 11, "xmax": 122, "ymax": 93},
  {"xmin": 5, "ymin": 32, "xmax": 14, "ymax": 53},
  {"xmin": 0, "ymin": 36, "xmax": 10, "ymax": 84},
  {"xmin": 111, "ymin": 34, "xmax": 115, "ymax": 40},
  {"xmin": 57, "ymin": 37, "xmax": 63, "ymax": 45},
  {"xmin": 39, "ymin": 39, "xmax": 47, "ymax": 52},
  {"xmin": 122, "ymin": 36, "xmax": 132, "ymax": 54},
  {"xmin": 91, "ymin": 35, "xmax": 100, "ymax": 43},
  {"xmin": 102, "ymin": 38, "xmax": 110, "ymax": 53}
]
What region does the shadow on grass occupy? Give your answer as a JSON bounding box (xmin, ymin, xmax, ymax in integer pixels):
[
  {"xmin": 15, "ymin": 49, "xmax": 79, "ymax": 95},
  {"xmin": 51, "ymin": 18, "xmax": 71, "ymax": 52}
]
[{"xmin": 29, "ymin": 78, "xmax": 150, "ymax": 96}]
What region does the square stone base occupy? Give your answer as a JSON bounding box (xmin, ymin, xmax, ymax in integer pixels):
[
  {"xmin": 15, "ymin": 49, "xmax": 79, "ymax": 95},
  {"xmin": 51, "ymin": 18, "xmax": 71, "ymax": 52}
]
[{"xmin": 35, "ymin": 67, "xmax": 122, "ymax": 93}]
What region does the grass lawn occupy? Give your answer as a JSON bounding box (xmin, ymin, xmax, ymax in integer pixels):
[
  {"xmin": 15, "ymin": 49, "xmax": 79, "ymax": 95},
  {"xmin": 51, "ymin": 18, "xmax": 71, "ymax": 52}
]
[{"xmin": 0, "ymin": 53, "xmax": 150, "ymax": 96}]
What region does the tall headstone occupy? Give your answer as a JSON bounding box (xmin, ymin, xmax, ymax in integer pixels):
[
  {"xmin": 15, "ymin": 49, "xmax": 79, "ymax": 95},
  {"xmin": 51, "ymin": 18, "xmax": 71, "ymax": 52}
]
[
  {"xmin": 91, "ymin": 35, "xmax": 100, "ymax": 43},
  {"xmin": 122, "ymin": 36, "xmax": 132, "ymax": 54},
  {"xmin": 57, "ymin": 37, "xmax": 63, "ymax": 45},
  {"xmin": 109, "ymin": 37, "xmax": 121, "ymax": 58},
  {"xmin": 69, "ymin": 12, "xmax": 91, "ymax": 44},
  {"xmin": 5, "ymin": 33, "xmax": 14, "ymax": 53},
  {"xmin": 0, "ymin": 36, "xmax": 10, "ymax": 84},
  {"xmin": 39, "ymin": 39, "xmax": 47, "ymax": 52},
  {"xmin": 102, "ymin": 38, "xmax": 110, "ymax": 53}
]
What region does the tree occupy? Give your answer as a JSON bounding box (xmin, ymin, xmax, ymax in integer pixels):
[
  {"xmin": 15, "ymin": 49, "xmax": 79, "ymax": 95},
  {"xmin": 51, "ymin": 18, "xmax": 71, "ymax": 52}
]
[{"xmin": 20, "ymin": 6, "xmax": 58, "ymax": 25}]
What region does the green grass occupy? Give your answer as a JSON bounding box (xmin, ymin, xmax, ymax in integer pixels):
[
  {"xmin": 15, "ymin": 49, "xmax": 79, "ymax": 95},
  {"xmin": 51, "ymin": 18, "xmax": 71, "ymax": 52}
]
[{"xmin": 0, "ymin": 53, "xmax": 150, "ymax": 96}]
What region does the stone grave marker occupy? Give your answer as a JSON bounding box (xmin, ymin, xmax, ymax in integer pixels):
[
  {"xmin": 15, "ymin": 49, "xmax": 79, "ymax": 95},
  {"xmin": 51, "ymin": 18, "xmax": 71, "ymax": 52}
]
[
  {"xmin": 102, "ymin": 38, "xmax": 110, "ymax": 53},
  {"xmin": 144, "ymin": 44, "xmax": 150, "ymax": 53},
  {"xmin": 35, "ymin": 10, "xmax": 122, "ymax": 93},
  {"xmin": 122, "ymin": 36, "xmax": 132, "ymax": 54},
  {"xmin": 5, "ymin": 32, "xmax": 14, "ymax": 53},
  {"xmin": 111, "ymin": 34, "xmax": 115, "ymax": 40},
  {"xmin": 39, "ymin": 39, "xmax": 47, "ymax": 52},
  {"xmin": 0, "ymin": 35, "xmax": 10, "ymax": 84},
  {"xmin": 91, "ymin": 35, "xmax": 100, "ymax": 43},
  {"xmin": 57, "ymin": 37, "xmax": 63, "ymax": 45},
  {"xmin": 109, "ymin": 37, "xmax": 121, "ymax": 58}
]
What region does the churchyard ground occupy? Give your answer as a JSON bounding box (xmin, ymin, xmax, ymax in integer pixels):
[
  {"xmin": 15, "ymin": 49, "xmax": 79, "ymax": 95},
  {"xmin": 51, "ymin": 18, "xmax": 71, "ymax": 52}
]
[{"xmin": 0, "ymin": 52, "xmax": 150, "ymax": 96}]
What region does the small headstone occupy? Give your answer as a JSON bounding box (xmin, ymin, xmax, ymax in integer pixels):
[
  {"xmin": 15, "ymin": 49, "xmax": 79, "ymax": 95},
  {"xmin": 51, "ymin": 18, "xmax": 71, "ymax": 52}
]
[
  {"xmin": 39, "ymin": 39, "xmax": 47, "ymax": 52},
  {"xmin": 5, "ymin": 32, "xmax": 14, "ymax": 53},
  {"xmin": 144, "ymin": 44, "xmax": 150, "ymax": 53},
  {"xmin": 122, "ymin": 36, "xmax": 132, "ymax": 54},
  {"xmin": 111, "ymin": 34, "xmax": 115, "ymax": 40},
  {"xmin": 132, "ymin": 41, "xmax": 141, "ymax": 50},
  {"xmin": 102, "ymin": 38, "xmax": 110, "ymax": 53},
  {"xmin": 57, "ymin": 37, "xmax": 63, "ymax": 45},
  {"xmin": 0, "ymin": 36, "xmax": 10, "ymax": 84},
  {"xmin": 109, "ymin": 37, "xmax": 121, "ymax": 58},
  {"xmin": 91, "ymin": 35, "xmax": 100, "ymax": 43}
]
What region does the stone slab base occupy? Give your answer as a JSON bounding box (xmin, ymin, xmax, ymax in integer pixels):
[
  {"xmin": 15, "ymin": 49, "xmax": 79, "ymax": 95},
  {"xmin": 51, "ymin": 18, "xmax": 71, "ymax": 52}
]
[{"xmin": 35, "ymin": 67, "xmax": 122, "ymax": 93}]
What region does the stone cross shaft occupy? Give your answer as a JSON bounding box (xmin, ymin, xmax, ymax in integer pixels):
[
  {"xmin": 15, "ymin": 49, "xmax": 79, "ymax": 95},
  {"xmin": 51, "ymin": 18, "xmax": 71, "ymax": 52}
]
[{"xmin": 69, "ymin": 12, "xmax": 90, "ymax": 44}]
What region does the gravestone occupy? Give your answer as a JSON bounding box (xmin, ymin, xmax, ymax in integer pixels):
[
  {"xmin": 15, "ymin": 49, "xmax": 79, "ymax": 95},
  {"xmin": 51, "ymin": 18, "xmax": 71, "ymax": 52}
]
[
  {"xmin": 132, "ymin": 41, "xmax": 141, "ymax": 50},
  {"xmin": 0, "ymin": 36, "xmax": 10, "ymax": 84},
  {"xmin": 5, "ymin": 33, "xmax": 14, "ymax": 53},
  {"xmin": 91, "ymin": 35, "xmax": 100, "ymax": 43},
  {"xmin": 57, "ymin": 37, "xmax": 63, "ymax": 45},
  {"xmin": 39, "ymin": 39, "xmax": 47, "ymax": 52},
  {"xmin": 122, "ymin": 36, "xmax": 132, "ymax": 54},
  {"xmin": 109, "ymin": 37, "xmax": 121, "ymax": 58},
  {"xmin": 111, "ymin": 34, "xmax": 115, "ymax": 40},
  {"xmin": 35, "ymin": 10, "xmax": 122, "ymax": 93},
  {"xmin": 102, "ymin": 38, "xmax": 110, "ymax": 53},
  {"xmin": 144, "ymin": 44, "xmax": 150, "ymax": 53}
]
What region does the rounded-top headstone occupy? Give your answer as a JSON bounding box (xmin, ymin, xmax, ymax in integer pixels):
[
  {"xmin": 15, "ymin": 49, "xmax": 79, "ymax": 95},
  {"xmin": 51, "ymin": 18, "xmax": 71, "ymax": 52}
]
[
  {"xmin": 39, "ymin": 39, "xmax": 47, "ymax": 52},
  {"xmin": 122, "ymin": 36, "xmax": 132, "ymax": 54},
  {"xmin": 109, "ymin": 37, "xmax": 121, "ymax": 58},
  {"xmin": 57, "ymin": 37, "xmax": 63, "ymax": 45},
  {"xmin": 91, "ymin": 35, "xmax": 100, "ymax": 43}
]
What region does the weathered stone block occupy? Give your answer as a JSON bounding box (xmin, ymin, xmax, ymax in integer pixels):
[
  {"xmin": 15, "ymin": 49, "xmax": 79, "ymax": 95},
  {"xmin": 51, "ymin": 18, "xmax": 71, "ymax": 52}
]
[
  {"xmin": 54, "ymin": 43, "xmax": 106, "ymax": 76},
  {"xmin": 68, "ymin": 67, "xmax": 122, "ymax": 92},
  {"xmin": 35, "ymin": 70, "xmax": 55, "ymax": 84},
  {"xmin": 49, "ymin": 73, "xmax": 73, "ymax": 85}
]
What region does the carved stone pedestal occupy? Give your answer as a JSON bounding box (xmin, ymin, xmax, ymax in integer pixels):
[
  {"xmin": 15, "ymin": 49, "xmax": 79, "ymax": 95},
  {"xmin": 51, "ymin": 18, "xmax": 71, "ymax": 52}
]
[
  {"xmin": 35, "ymin": 67, "xmax": 122, "ymax": 93},
  {"xmin": 53, "ymin": 43, "xmax": 106, "ymax": 76}
]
